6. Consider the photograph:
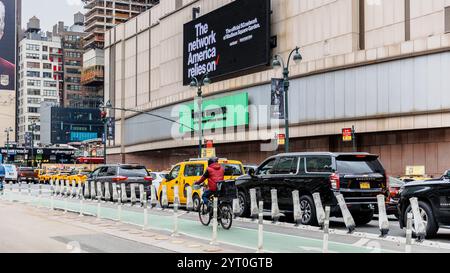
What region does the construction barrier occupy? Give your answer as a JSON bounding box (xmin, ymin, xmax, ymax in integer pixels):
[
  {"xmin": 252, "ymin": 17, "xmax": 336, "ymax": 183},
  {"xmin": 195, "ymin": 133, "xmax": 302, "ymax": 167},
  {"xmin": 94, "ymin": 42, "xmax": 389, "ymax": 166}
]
[
  {"xmin": 313, "ymin": 192, "xmax": 326, "ymax": 228},
  {"xmin": 335, "ymin": 194, "xmax": 356, "ymax": 233},
  {"xmin": 377, "ymin": 195, "xmax": 390, "ymax": 237},
  {"xmin": 271, "ymin": 189, "xmax": 281, "ymax": 223},
  {"xmin": 292, "ymin": 190, "xmax": 302, "ymax": 226},
  {"xmin": 250, "ymin": 188, "xmax": 258, "ymax": 220}
]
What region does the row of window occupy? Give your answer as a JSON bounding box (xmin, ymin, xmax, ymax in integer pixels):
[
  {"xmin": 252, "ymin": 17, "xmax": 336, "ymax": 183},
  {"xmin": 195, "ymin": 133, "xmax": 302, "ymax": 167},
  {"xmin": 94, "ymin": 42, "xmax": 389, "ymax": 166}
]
[{"xmin": 26, "ymin": 79, "xmax": 58, "ymax": 87}]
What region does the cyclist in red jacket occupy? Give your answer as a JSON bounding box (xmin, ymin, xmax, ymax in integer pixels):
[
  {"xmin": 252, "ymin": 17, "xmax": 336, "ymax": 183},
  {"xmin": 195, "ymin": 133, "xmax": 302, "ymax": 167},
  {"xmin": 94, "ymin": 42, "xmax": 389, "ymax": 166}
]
[{"xmin": 194, "ymin": 157, "xmax": 225, "ymax": 206}]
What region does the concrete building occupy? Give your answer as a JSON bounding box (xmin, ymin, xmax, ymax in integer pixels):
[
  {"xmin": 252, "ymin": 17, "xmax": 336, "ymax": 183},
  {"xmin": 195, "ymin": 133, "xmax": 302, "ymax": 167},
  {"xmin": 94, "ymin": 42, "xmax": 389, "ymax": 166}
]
[
  {"xmin": 17, "ymin": 17, "xmax": 62, "ymax": 145},
  {"xmin": 104, "ymin": 0, "xmax": 450, "ymax": 177},
  {"xmin": 81, "ymin": 0, "xmax": 156, "ymax": 109}
]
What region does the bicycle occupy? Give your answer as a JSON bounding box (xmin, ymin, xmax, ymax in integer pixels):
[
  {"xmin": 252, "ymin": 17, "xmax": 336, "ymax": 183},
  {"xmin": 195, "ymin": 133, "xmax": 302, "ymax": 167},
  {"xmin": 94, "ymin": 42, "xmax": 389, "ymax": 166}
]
[{"xmin": 195, "ymin": 181, "xmax": 236, "ymax": 230}]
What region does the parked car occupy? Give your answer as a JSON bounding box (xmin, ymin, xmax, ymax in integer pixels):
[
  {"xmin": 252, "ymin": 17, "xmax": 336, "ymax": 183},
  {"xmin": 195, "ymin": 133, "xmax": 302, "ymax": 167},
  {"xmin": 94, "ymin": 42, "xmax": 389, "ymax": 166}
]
[
  {"xmin": 158, "ymin": 158, "xmax": 244, "ymax": 210},
  {"xmin": 85, "ymin": 164, "xmax": 153, "ymax": 200},
  {"xmin": 17, "ymin": 167, "xmax": 38, "ymax": 183},
  {"xmin": 2, "ymin": 164, "xmax": 17, "ymax": 183},
  {"xmin": 235, "ymin": 152, "xmax": 389, "ymax": 226},
  {"xmin": 398, "ymin": 170, "xmax": 450, "ymax": 238},
  {"xmin": 149, "ymin": 172, "xmax": 167, "ymax": 194},
  {"xmin": 386, "ymin": 176, "xmax": 405, "ymax": 218}
]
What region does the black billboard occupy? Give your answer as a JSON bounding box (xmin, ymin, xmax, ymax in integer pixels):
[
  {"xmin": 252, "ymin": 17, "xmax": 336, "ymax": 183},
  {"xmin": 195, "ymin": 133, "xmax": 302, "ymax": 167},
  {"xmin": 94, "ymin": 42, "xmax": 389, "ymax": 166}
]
[
  {"xmin": 0, "ymin": 0, "xmax": 16, "ymax": 91},
  {"xmin": 183, "ymin": 0, "xmax": 271, "ymax": 85}
]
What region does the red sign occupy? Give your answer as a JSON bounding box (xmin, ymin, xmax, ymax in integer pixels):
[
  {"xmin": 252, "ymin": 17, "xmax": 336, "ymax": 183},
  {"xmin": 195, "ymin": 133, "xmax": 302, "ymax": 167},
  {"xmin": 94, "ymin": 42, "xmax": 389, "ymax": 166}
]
[
  {"xmin": 205, "ymin": 140, "xmax": 214, "ymax": 148},
  {"xmin": 342, "ymin": 128, "xmax": 353, "ymax": 142}
]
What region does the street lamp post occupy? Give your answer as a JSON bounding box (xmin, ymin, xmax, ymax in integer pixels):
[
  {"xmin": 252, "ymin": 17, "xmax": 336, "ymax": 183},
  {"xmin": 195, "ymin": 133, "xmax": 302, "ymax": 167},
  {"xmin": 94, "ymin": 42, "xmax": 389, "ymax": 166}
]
[
  {"xmin": 189, "ymin": 74, "xmax": 211, "ymax": 158},
  {"xmin": 30, "ymin": 123, "xmax": 37, "ymax": 168},
  {"xmin": 272, "ymin": 47, "xmax": 303, "ymax": 153},
  {"xmin": 4, "ymin": 127, "xmax": 13, "ymax": 163},
  {"xmin": 99, "ymin": 102, "xmax": 109, "ymax": 165}
]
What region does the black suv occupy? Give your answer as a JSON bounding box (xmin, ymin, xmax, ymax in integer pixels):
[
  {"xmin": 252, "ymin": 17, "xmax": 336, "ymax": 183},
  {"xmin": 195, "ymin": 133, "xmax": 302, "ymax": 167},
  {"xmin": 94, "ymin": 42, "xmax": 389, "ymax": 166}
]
[
  {"xmin": 398, "ymin": 170, "xmax": 450, "ymax": 238},
  {"xmin": 86, "ymin": 164, "xmax": 153, "ymax": 200},
  {"xmin": 236, "ymin": 152, "xmax": 388, "ymax": 226}
]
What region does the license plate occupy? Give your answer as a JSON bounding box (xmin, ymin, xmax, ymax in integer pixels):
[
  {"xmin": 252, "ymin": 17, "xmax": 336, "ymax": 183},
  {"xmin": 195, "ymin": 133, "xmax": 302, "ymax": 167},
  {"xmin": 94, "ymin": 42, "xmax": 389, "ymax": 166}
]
[{"xmin": 360, "ymin": 182, "xmax": 371, "ymax": 189}]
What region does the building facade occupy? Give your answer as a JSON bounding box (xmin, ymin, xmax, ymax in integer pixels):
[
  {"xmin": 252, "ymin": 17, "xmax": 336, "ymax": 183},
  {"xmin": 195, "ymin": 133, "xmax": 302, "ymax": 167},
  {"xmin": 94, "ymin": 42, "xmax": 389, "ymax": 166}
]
[
  {"xmin": 105, "ymin": 0, "xmax": 450, "ymax": 177},
  {"xmin": 40, "ymin": 102, "xmax": 103, "ymax": 145},
  {"xmin": 81, "ymin": 0, "xmax": 156, "ymax": 109}
]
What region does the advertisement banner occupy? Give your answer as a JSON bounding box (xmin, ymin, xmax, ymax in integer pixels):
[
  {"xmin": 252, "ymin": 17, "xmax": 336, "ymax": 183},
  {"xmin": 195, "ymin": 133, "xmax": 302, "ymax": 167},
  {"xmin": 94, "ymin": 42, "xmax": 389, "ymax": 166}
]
[
  {"xmin": 271, "ymin": 79, "xmax": 285, "ymax": 120},
  {"xmin": 0, "ymin": 0, "xmax": 16, "ymax": 91},
  {"xmin": 183, "ymin": 0, "xmax": 270, "ymax": 85}
]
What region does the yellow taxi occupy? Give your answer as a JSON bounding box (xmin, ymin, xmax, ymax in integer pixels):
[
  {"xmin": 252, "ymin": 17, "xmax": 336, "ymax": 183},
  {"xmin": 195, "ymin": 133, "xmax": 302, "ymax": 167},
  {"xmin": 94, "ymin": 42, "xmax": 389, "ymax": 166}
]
[
  {"xmin": 38, "ymin": 168, "xmax": 57, "ymax": 184},
  {"xmin": 67, "ymin": 169, "xmax": 90, "ymax": 185},
  {"xmin": 158, "ymin": 158, "xmax": 244, "ymax": 210},
  {"xmin": 51, "ymin": 170, "xmax": 73, "ymax": 182}
]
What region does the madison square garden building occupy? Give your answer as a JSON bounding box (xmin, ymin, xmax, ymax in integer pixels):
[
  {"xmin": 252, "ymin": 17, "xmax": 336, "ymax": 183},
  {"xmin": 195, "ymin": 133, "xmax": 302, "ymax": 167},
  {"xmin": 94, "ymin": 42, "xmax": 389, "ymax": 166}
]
[{"xmin": 104, "ymin": 0, "xmax": 450, "ymax": 177}]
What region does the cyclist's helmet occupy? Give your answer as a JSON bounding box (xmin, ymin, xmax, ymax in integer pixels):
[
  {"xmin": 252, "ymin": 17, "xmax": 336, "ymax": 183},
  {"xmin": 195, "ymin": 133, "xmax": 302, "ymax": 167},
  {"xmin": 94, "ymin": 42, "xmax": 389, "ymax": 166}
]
[{"xmin": 208, "ymin": 157, "xmax": 219, "ymax": 166}]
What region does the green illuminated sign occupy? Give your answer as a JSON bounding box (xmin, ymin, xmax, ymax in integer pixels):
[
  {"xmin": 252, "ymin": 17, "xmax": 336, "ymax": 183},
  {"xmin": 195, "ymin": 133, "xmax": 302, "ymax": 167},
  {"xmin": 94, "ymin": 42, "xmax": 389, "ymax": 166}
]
[{"xmin": 179, "ymin": 92, "xmax": 249, "ymax": 133}]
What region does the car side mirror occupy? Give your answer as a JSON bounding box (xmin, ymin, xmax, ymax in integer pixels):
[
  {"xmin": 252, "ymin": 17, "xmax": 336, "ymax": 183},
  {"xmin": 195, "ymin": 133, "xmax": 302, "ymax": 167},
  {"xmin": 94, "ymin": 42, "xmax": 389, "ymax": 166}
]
[{"xmin": 248, "ymin": 168, "xmax": 256, "ymax": 177}]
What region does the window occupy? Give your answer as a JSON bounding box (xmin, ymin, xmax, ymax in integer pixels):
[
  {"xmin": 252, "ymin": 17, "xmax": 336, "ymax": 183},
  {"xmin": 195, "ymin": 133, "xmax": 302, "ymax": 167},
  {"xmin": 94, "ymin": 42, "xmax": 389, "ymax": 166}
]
[
  {"xmin": 27, "ymin": 98, "xmax": 41, "ymax": 104},
  {"xmin": 167, "ymin": 165, "xmax": 181, "ymax": 181},
  {"xmin": 27, "ymin": 89, "xmax": 40, "ymax": 95},
  {"xmin": 26, "ymin": 62, "xmax": 40, "ymax": 69},
  {"xmin": 27, "ymin": 79, "xmax": 41, "ymax": 87},
  {"xmin": 305, "ymin": 156, "xmax": 334, "ymax": 173},
  {"xmin": 43, "ymin": 63, "xmax": 52, "ymax": 69},
  {"xmin": 42, "ymin": 46, "xmax": 48, "ymax": 52},
  {"xmin": 43, "ymin": 72, "xmax": 52, "ymax": 79},
  {"xmin": 256, "ymin": 158, "xmax": 277, "ymax": 175},
  {"xmin": 184, "ymin": 164, "xmax": 205, "ymax": 177},
  {"xmin": 43, "ymin": 81, "xmax": 57, "ymax": 87},
  {"xmin": 118, "ymin": 166, "xmax": 148, "ymax": 177},
  {"xmin": 222, "ymin": 164, "xmax": 244, "ymax": 176},
  {"xmin": 271, "ymin": 157, "xmax": 299, "ymax": 175},
  {"xmin": 43, "ymin": 90, "xmax": 56, "ymax": 97},
  {"xmin": 26, "ymin": 44, "xmax": 40, "ymax": 51},
  {"xmin": 28, "ymin": 107, "xmax": 39, "ymax": 113},
  {"xmin": 26, "ymin": 53, "xmax": 40, "ymax": 60},
  {"xmin": 26, "ymin": 71, "xmax": 40, "ymax": 78},
  {"xmin": 42, "ymin": 54, "xmax": 48, "ymax": 60},
  {"xmin": 336, "ymin": 156, "xmax": 384, "ymax": 175}
]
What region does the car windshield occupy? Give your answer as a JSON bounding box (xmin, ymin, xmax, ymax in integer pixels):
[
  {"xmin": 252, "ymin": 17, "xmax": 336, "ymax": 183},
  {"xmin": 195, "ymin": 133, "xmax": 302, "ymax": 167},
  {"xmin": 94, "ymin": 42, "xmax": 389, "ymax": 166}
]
[
  {"xmin": 222, "ymin": 164, "xmax": 243, "ymax": 176},
  {"xmin": 336, "ymin": 155, "xmax": 384, "ymax": 175},
  {"xmin": 119, "ymin": 166, "xmax": 148, "ymax": 177}
]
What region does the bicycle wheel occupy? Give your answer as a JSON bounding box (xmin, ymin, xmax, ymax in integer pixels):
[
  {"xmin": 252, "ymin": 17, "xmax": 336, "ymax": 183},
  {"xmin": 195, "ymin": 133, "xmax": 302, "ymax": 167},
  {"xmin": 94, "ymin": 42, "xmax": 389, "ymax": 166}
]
[
  {"xmin": 219, "ymin": 203, "xmax": 233, "ymax": 230},
  {"xmin": 199, "ymin": 203, "xmax": 211, "ymax": 226}
]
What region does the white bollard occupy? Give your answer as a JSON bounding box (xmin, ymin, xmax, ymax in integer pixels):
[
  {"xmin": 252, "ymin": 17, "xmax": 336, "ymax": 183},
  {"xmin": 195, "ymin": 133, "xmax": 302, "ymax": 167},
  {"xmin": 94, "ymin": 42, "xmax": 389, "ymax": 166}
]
[
  {"xmin": 104, "ymin": 182, "xmax": 111, "ymax": 202},
  {"xmin": 233, "ymin": 198, "xmax": 241, "ymax": 218},
  {"xmin": 172, "ymin": 195, "xmax": 179, "ymax": 237},
  {"xmin": 96, "ymin": 181, "xmax": 103, "ymax": 200},
  {"xmin": 313, "ymin": 192, "xmax": 326, "ymax": 228},
  {"xmin": 257, "ymin": 201, "xmax": 264, "ymax": 253},
  {"xmin": 161, "ymin": 184, "xmax": 168, "ymax": 209},
  {"xmin": 292, "ymin": 191, "xmax": 302, "ymax": 226},
  {"xmin": 210, "ymin": 197, "xmax": 218, "ymax": 245},
  {"xmin": 142, "ymin": 192, "xmax": 148, "ymax": 230},
  {"xmin": 79, "ymin": 195, "xmax": 84, "ymax": 217},
  {"xmin": 130, "ymin": 184, "xmax": 137, "ymax": 205},
  {"xmin": 405, "ymin": 213, "xmax": 413, "ymax": 253},
  {"xmin": 173, "ymin": 185, "xmax": 180, "ymax": 207},
  {"xmin": 377, "ymin": 195, "xmax": 390, "ymax": 237},
  {"xmin": 250, "ymin": 188, "xmax": 259, "ymax": 220},
  {"xmin": 335, "ymin": 194, "xmax": 356, "ymax": 233},
  {"xmin": 37, "ymin": 184, "xmax": 42, "ymax": 208},
  {"xmin": 89, "ymin": 181, "xmax": 95, "ymax": 199},
  {"xmin": 121, "ymin": 183, "xmax": 128, "ymax": 203},
  {"xmin": 77, "ymin": 182, "xmax": 83, "ymax": 199},
  {"xmin": 96, "ymin": 196, "xmax": 101, "ymax": 220},
  {"xmin": 139, "ymin": 184, "xmax": 145, "ymax": 206},
  {"xmin": 323, "ymin": 206, "xmax": 331, "ymax": 253},
  {"xmin": 186, "ymin": 186, "xmax": 194, "ymax": 212},
  {"xmin": 409, "ymin": 197, "xmax": 426, "ymax": 241},
  {"xmin": 150, "ymin": 185, "xmax": 158, "ymax": 208},
  {"xmin": 71, "ymin": 180, "xmax": 77, "ymax": 198},
  {"xmin": 112, "ymin": 183, "xmax": 118, "ymax": 202},
  {"xmin": 271, "ymin": 189, "xmax": 281, "ymax": 223},
  {"xmin": 117, "ymin": 189, "xmax": 122, "ymax": 222},
  {"xmin": 55, "ymin": 179, "xmax": 60, "ymax": 196},
  {"xmin": 65, "ymin": 180, "xmax": 70, "ymax": 197},
  {"xmin": 28, "ymin": 183, "xmax": 31, "ymax": 196}
]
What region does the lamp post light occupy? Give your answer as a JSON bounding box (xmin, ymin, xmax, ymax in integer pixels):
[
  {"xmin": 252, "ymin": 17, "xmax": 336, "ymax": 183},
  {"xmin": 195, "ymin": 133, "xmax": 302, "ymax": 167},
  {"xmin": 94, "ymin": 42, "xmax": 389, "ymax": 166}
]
[
  {"xmin": 272, "ymin": 47, "xmax": 303, "ymax": 153},
  {"xmin": 189, "ymin": 74, "xmax": 211, "ymax": 158},
  {"xmin": 3, "ymin": 127, "xmax": 13, "ymax": 163}
]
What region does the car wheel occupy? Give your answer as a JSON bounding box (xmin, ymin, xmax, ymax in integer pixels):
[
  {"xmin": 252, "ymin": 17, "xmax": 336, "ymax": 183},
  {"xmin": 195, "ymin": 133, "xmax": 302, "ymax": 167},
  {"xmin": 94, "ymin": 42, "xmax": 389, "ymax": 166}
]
[
  {"xmin": 299, "ymin": 195, "xmax": 318, "ymax": 226},
  {"xmin": 193, "ymin": 194, "xmax": 201, "ymax": 212},
  {"xmin": 404, "ymin": 201, "xmax": 439, "ymax": 238},
  {"xmin": 238, "ymin": 191, "xmax": 250, "ymax": 217},
  {"xmin": 353, "ymin": 210, "xmax": 374, "ymax": 226}
]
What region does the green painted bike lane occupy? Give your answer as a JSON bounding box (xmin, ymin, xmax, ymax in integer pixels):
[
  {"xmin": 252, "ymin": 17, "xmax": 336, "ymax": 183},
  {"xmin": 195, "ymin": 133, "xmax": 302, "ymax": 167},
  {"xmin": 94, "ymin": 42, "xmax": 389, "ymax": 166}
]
[{"xmin": 5, "ymin": 192, "xmax": 396, "ymax": 253}]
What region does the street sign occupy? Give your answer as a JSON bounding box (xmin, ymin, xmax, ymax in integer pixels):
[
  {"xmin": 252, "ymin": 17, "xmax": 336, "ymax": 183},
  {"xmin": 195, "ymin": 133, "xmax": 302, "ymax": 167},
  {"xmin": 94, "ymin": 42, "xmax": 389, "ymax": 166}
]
[
  {"xmin": 277, "ymin": 134, "xmax": 285, "ymax": 146},
  {"xmin": 342, "ymin": 128, "xmax": 353, "ymax": 142},
  {"xmin": 201, "ymin": 148, "xmax": 216, "ymax": 158}
]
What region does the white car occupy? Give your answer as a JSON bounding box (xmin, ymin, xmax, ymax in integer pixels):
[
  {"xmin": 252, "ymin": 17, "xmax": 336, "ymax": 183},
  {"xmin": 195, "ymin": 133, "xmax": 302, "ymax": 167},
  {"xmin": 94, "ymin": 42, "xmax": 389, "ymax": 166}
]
[
  {"xmin": 2, "ymin": 164, "xmax": 17, "ymax": 183},
  {"xmin": 149, "ymin": 172, "xmax": 167, "ymax": 194}
]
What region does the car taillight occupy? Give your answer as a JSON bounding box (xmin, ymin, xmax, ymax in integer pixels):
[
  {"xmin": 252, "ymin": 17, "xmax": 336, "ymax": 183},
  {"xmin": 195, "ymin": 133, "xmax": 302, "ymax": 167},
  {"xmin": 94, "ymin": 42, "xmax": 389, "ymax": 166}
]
[
  {"xmin": 112, "ymin": 176, "xmax": 128, "ymax": 182},
  {"xmin": 330, "ymin": 173, "xmax": 340, "ymax": 190},
  {"xmin": 144, "ymin": 176, "xmax": 153, "ymax": 182}
]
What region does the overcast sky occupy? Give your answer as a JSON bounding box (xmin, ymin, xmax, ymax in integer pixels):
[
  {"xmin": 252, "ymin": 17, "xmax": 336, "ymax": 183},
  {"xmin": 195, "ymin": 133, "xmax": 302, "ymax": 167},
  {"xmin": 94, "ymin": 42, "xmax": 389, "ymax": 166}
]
[{"xmin": 22, "ymin": 0, "xmax": 84, "ymax": 32}]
